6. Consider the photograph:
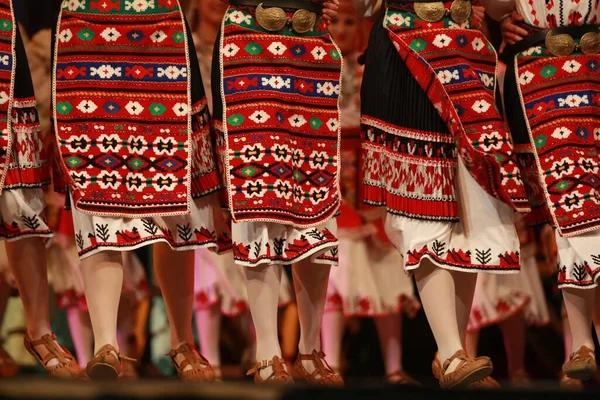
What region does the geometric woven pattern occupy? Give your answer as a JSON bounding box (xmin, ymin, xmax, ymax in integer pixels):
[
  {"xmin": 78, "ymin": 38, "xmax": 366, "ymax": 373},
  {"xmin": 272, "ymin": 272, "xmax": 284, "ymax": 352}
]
[
  {"xmin": 0, "ymin": 0, "xmax": 14, "ymax": 196},
  {"xmin": 381, "ymin": 4, "xmax": 529, "ymax": 213},
  {"xmin": 515, "ymin": 48, "xmax": 600, "ymax": 237},
  {"xmin": 53, "ymin": 0, "xmax": 219, "ymax": 216},
  {"xmin": 215, "ymin": 5, "xmax": 342, "ymax": 227},
  {"xmin": 0, "ymin": 0, "xmax": 49, "ymax": 193}
]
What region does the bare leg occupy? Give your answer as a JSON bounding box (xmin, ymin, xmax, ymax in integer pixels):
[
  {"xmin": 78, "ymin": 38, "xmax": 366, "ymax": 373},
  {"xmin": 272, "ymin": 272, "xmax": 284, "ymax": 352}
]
[
  {"xmin": 498, "ymin": 311, "xmax": 526, "ymax": 376},
  {"xmin": 280, "ymin": 302, "xmax": 299, "ymax": 363},
  {"xmin": 414, "ymin": 259, "xmax": 464, "ymax": 373},
  {"xmin": 292, "ymin": 260, "xmax": 331, "ymax": 374},
  {"xmin": 5, "ymin": 238, "xmax": 62, "ymax": 366},
  {"xmin": 153, "ymin": 244, "xmax": 195, "ymax": 370},
  {"xmin": 321, "ymin": 309, "xmax": 344, "ymax": 371},
  {"xmin": 562, "ymin": 287, "xmax": 595, "ymax": 352},
  {"xmin": 374, "ymin": 314, "xmax": 402, "ymax": 375},
  {"xmin": 195, "ymin": 304, "xmax": 222, "ymax": 378},
  {"xmin": 65, "ymin": 307, "xmax": 93, "ymax": 368},
  {"xmin": 465, "ymin": 330, "xmax": 479, "ymax": 358},
  {"xmin": 245, "ymin": 264, "xmax": 283, "ymax": 379},
  {"xmin": 80, "ymin": 251, "xmax": 123, "ymax": 354}
]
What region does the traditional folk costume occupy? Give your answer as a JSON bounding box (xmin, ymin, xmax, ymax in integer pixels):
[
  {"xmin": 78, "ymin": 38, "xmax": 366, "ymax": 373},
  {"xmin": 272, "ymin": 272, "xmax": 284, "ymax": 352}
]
[
  {"xmin": 495, "ymin": 0, "xmax": 600, "ymax": 381},
  {"xmin": 500, "ymin": 0, "xmax": 600, "ymax": 289},
  {"xmin": 0, "ymin": 2, "xmax": 52, "ymax": 243},
  {"xmin": 326, "ymin": 51, "xmax": 419, "ymax": 317},
  {"xmin": 212, "ymin": 0, "xmax": 341, "ymax": 267},
  {"xmin": 468, "ymin": 63, "xmax": 550, "ymax": 332},
  {"xmin": 52, "ymin": 0, "xmax": 228, "ymax": 380},
  {"xmin": 359, "ymin": 0, "xmax": 528, "ymax": 388},
  {"xmin": 52, "ymin": 0, "xmax": 229, "ymax": 258},
  {"xmin": 361, "ymin": 0, "xmax": 529, "ymax": 274},
  {"xmin": 213, "ymin": 0, "xmax": 343, "ymax": 384}
]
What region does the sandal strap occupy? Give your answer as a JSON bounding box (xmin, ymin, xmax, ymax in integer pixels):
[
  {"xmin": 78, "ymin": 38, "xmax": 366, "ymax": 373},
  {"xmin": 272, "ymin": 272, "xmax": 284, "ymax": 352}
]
[
  {"xmin": 95, "ymin": 344, "xmax": 137, "ymax": 363},
  {"xmin": 571, "ymin": 346, "xmax": 595, "ymax": 361},
  {"xmin": 298, "ymin": 350, "xmax": 336, "ymax": 379},
  {"xmin": 167, "ymin": 343, "xmax": 208, "ymax": 373},
  {"xmin": 441, "ymin": 349, "xmax": 469, "ymax": 375},
  {"xmin": 25, "ymin": 333, "xmax": 73, "ymax": 366},
  {"xmin": 247, "ymin": 356, "xmax": 287, "ymax": 382}
]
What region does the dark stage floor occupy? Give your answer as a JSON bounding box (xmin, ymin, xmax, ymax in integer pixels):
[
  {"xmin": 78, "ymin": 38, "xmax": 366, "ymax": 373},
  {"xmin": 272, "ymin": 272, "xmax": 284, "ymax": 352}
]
[{"xmin": 0, "ymin": 377, "xmax": 598, "ymax": 400}]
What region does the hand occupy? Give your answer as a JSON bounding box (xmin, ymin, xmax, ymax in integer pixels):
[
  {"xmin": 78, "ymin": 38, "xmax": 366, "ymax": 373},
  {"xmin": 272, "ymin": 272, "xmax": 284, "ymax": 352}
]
[
  {"xmin": 472, "ymin": 5, "xmax": 485, "ymax": 24},
  {"xmin": 322, "ymin": 0, "xmax": 339, "ymax": 23},
  {"xmin": 501, "ymin": 11, "xmax": 528, "ymax": 45}
]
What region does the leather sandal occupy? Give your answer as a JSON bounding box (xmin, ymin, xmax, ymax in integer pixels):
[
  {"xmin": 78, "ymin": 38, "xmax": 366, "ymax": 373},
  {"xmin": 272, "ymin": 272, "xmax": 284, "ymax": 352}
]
[
  {"xmin": 168, "ymin": 343, "xmax": 215, "ymax": 382},
  {"xmin": 293, "ymin": 350, "xmax": 344, "ymax": 385},
  {"xmin": 387, "ymin": 370, "xmax": 422, "ymax": 386},
  {"xmin": 247, "ymin": 355, "xmax": 293, "ymax": 384},
  {"xmin": 433, "ymin": 353, "xmax": 499, "ymax": 389},
  {"xmin": 86, "ymin": 344, "xmax": 136, "ymax": 380},
  {"xmin": 24, "ymin": 333, "xmax": 80, "ymax": 378},
  {"xmin": 0, "ymin": 342, "xmax": 18, "ymax": 377},
  {"xmin": 563, "ymin": 346, "xmax": 597, "ymax": 381},
  {"xmin": 433, "ymin": 351, "xmax": 494, "ymax": 389}
]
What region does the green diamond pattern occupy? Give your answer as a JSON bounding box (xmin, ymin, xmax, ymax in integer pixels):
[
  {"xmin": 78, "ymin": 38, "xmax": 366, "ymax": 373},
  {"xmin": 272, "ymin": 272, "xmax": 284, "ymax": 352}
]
[
  {"xmin": 57, "ymin": 102, "xmax": 73, "ymax": 115},
  {"xmin": 245, "ymin": 42, "xmax": 263, "ymax": 55},
  {"xmin": 410, "ymin": 39, "xmax": 427, "ymax": 51},
  {"xmin": 67, "ymin": 156, "xmax": 83, "ymax": 167},
  {"xmin": 149, "ymin": 103, "xmax": 166, "ymax": 116},
  {"xmin": 555, "ymin": 181, "xmax": 572, "ymax": 191},
  {"xmin": 77, "ymin": 28, "xmax": 95, "ymax": 41},
  {"xmin": 172, "ymin": 31, "xmax": 185, "ymax": 44},
  {"xmin": 540, "ymin": 65, "xmax": 557, "ymax": 78},
  {"xmin": 129, "ymin": 158, "xmax": 145, "ymax": 170},
  {"xmin": 227, "ymin": 114, "xmax": 244, "ymax": 127},
  {"xmin": 293, "ymin": 171, "xmax": 305, "ymax": 181},
  {"xmin": 330, "ymin": 49, "xmax": 340, "ymax": 60},
  {"xmin": 309, "ymin": 118, "xmax": 323, "ymax": 130},
  {"xmin": 241, "ymin": 166, "xmax": 259, "ymax": 177},
  {"xmin": 535, "ymin": 134, "xmax": 547, "ymax": 148},
  {"xmin": 0, "ymin": 19, "xmax": 12, "ymax": 32}
]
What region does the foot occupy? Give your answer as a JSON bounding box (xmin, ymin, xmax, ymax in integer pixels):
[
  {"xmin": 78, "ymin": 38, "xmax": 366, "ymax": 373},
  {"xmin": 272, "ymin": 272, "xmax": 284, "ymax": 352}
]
[
  {"xmin": 433, "ymin": 351, "xmax": 493, "ymax": 389},
  {"xmin": 168, "ymin": 343, "xmax": 215, "ymax": 382},
  {"xmin": 387, "ymin": 370, "xmax": 422, "ymax": 386},
  {"xmin": 86, "ymin": 344, "xmax": 134, "ymax": 381},
  {"xmin": 24, "ymin": 333, "xmax": 80, "ymax": 378},
  {"xmin": 247, "ymin": 356, "xmax": 293, "ymax": 384},
  {"xmin": 293, "ymin": 350, "xmax": 343, "ymax": 385},
  {"xmin": 563, "ymin": 346, "xmax": 597, "ymax": 381}
]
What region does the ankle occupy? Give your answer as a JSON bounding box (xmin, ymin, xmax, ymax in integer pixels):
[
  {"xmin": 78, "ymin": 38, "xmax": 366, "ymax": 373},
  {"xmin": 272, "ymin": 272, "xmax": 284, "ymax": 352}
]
[
  {"xmin": 27, "ymin": 326, "xmax": 52, "ymax": 340},
  {"xmin": 298, "ymin": 341, "xmax": 320, "ymax": 356},
  {"xmin": 94, "ymin": 341, "xmax": 119, "ymax": 355},
  {"xmin": 438, "ymin": 346, "xmax": 463, "ymax": 367},
  {"xmin": 171, "ymin": 338, "xmax": 194, "ymax": 350}
]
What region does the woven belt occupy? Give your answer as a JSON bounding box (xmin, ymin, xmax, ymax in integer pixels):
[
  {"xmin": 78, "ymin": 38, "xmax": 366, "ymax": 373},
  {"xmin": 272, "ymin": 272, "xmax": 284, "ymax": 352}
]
[
  {"xmin": 501, "ymin": 24, "xmax": 600, "ymax": 63},
  {"xmin": 229, "ymin": 0, "xmax": 321, "ymax": 33},
  {"xmin": 390, "ymin": 0, "xmax": 472, "ymax": 24}
]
